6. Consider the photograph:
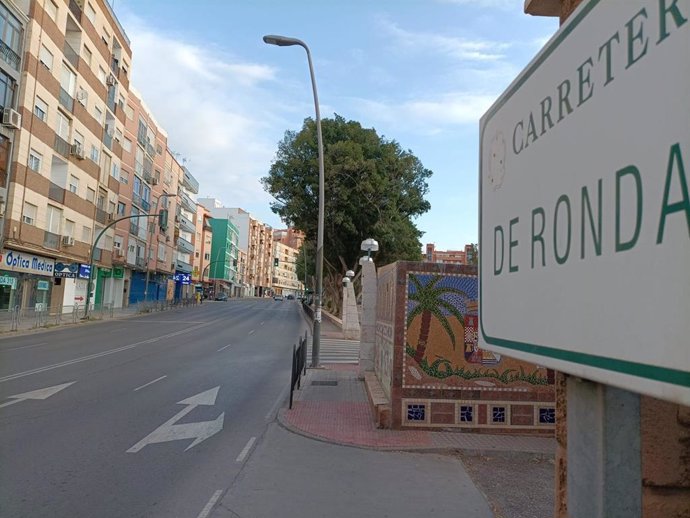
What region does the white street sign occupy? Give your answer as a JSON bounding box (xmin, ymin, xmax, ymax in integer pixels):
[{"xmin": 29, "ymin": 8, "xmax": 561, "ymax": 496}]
[
  {"xmin": 479, "ymin": 0, "xmax": 690, "ymax": 404},
  {"xmin": 127, "ymin": 387, "xmax": 225, "ymax": 453},
  {"xmin": 0, "ymin": 382, "xmax": 75, "ymax": 409}
]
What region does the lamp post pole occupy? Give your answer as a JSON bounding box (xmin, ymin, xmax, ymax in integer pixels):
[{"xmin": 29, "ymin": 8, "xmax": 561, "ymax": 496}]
[
  {"xmin": 84, "ymin": 212, "xmax": 164, "ymax": 319},
  {"xmin": 263, "ymin": 34, "xmax": 324, "ymax": 368},
  {"xmin": 144, "ymin": 193, "xmax": 176, "ymax": 304}
]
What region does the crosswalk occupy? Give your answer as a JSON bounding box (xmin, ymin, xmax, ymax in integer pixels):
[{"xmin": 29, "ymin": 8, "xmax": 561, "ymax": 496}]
[{"xmin": 306, "ymin": 337, "xmax": 360, "ymax": 364}]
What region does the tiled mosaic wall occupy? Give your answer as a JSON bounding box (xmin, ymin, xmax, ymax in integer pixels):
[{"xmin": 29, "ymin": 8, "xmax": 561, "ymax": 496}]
[{"xmin": 377, "ymin": 261, "xmax": 555, "ymax": 432}]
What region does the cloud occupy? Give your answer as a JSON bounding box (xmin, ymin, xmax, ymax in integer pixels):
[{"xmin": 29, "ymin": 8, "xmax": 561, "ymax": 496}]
[
  {"xmin": 379, "ymin": 19, "xmax": 510, "ymax": 62},
  {"xmin": 121, "ymin": 17, "xmax": 288, "ymax": 220},
  {"xmin": 436, "ymin": 0, "xmax": 518, "ymax": 9}
]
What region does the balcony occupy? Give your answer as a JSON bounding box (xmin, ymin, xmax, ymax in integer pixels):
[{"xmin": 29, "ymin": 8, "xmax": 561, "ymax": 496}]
[
  {"xmin": 103, "ymin": 132, "xmax": 113, "ymax": 150},
  {"xmin": 177, "ymin": 236, "xmax": 194, "ymax": 254},
  {"xmin": 0, "ymin": 38, "xmax": 20, "ymax": 71},
  {"xmin": 43, "ymin": 231, "xmax": 60, "ymax": 249},
  {"xmin": 59, "ymin": 87, "xmax": 74, "ymax": 113},
  {"xmin": 140, "ymin": 198, "xmax": 150, "ymax": 212},
  {"xmin": 95, "ymin": 208, "xmax": 108, "ymax": 225},
  {"xmin": 135, "ymin": 257, "xmax": 145, "ymax": 269},
  {"xmin": 63, "ymin": 42, "xmax": 80, "ymax": 69},
  {"xmin": 176, "ymin": 259, "xmax": 193, "ymax": 273},
  {"xmin": 179, "ymin": 191, "xmax": 196, "ymax": 212},
  {"xmin": 93, "ymin": 248, "xmax": 103, "ymax": 262},
  {"xmin": 181, "ymin": 166, "xmax": 199, "ymax": 194},
  {"xmin": 146, "ymin": 142, "xmax": 155, "ymax": 158},
  {"xmin": 178, "ymin": 214, "xmax": 195, "ymax": 233},
  {"xmin": 132, "ymin": 192, "xmax": 142, "ymax": 208},
  {"xmin": 48, "ymin": 182, "xmax": 66, "ymax": 204},
  {"xmin": 68, "ymin": 0, "xmax": 83, "ymax": 22},
  {"xmin": 129, "ymin": 222, "xmax": 140, "ymax": 235}
]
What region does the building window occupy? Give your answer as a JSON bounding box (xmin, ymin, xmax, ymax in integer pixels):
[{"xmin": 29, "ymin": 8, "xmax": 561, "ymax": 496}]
[
  {"xmin": 0, "ymin": 71, "xmax": 12, "ymax": 109},
  {"xmin": 85, "ymin": 3, "xmax": 96, "ymax": 24},
  {"xmin": 407, "ymin": 404, "xmax": 425, "ymax": 422},
  {"xmin": 90, "ymin": 144, "xmax": 99, "ymax": 163},
  {"xmin": 82, "ymin": 45, "xmax": 92, "ymax": 67},
  {"xmin": 64, "ymin": 219, "xmax": 74, "ymax": 238},
  {"xmin": 28, "ymin": 149, "xmax": 42, "ymax": 172},
  {"xmin": 34, "ymin": 97, "xmax": 48, "ymax": 121},
  {"xmin": 68, "ymin": 175, "xmax": 79, "ymax": 194},
  {"xmin": 460, "ymin": 405, "xmax": 473, "ymax": 423},
  {"xmin": 125, "ymin": 104, "xmax": 134, "ymax": 120},
  {"xmin": 46, "ymin": 205, "xmax": 62, "ymax": 234},
  {"xmin": 56, "ymin": 111, "xmax": 70, "ymax": 140},
  {"xmin": 98, "ymin": 66, "xmax": 106, "ymax": 84},
  {"xmin": 73, "ymin": 129, "xmax": 84, "ymax": 148},
  {"xmin": 82, "ymin": 225, "xmax": 91, "ymax": 243},
  {"xmin": 45, "ymin": 0, "xmax": 57, "ymax": 21},
  {"xmin": 539, "ymin": 408, "xmax": 556, "ymax": 424},
  {"xmin": 492, "ymin": 407, "xmax": 506, "ymax": 424},
  {"xmin": 0, "ymin": 4, "xmax": 22, "ymax": 60},
  {"xmin": 111, "ymin": 161, "xmax": 119, "ymax": 179},
  {"xmin": 86, "ymin": 187, "xmax": 95, "ymax": 203},
  {"xmin": 22, "ymin": 202, "xmax": 37, "ymax": 225},
  {"xmin": 204, "ymin": 253, "xmax": 210, "ymax": 260},
  {"xmin": 123, "ymin": 138, "xmax": 132, "ymax": 153},
  {"xmin": 39, "ymin": 45, "xmax": 53, "ymax": 69},
  {"xmin": 94, "ymin": 105, "xmax": 103, "ymax": 124},
  {"xmin": 117, "ymin": 202, "xmax": 125, "ymax": 216},
  {"xmin": 119, "ymin": 170, "xmax": 128, "ymax": 184}
]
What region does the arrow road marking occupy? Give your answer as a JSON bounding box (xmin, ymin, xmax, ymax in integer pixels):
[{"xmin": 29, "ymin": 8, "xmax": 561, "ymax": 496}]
[
  {"xmin": 0, "ymin": 382, "xmax": 75, "ymax": 409},
  {"xmin": 127, "ymin": 386, "xmax": 224, "ymax": 453}
]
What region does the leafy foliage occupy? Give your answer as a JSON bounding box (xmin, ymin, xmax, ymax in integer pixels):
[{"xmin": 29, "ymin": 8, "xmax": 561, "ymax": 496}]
[{"xmin": 262, "ymin": 114, "xmax": 432, "ymax": 273}]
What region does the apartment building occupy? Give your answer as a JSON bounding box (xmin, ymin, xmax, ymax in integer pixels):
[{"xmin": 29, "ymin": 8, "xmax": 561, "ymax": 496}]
[
  {"xmin": 1, "ymin": 0, "xmax": 131, "ymax": 311},
  {"xmin": 170, "ymin": 155, "xmax": 197, "ymax": 300},
  {"xmin": 0, "ymin": 0, "xmax": 27, "ymax": 310},
  {"xmin": 192, "ymin": 203, "xmax": 211, "ymax": 295},
  {"xmin": 208, "ymin": 217, "xmax": 239, "ymax": 297},
  {"xmin": 273, "ymin": 227, "xmax": 304, "ymax": 251},
  {"xmin": 113, "ymin": 87, "xmax": 175, "ymax": 305},
  {"xmin": 196, "ymin": 201, "xmax": 274, "ymax": 297},
  {"xmin": 271, "ymin": 239, "xmax": 303, "ymax": 297},
  {"xmin": 424, "ymin": 243, "xmax": 475, "ymax": 265}
]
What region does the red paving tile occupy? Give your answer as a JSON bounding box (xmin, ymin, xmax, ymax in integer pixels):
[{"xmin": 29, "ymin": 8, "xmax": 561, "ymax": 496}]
[{"xmin": 284, "ymin": 401, "xmax": 432, "ymax": 448}]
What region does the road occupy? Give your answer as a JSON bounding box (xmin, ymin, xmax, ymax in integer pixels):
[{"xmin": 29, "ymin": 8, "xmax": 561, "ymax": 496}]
[{"xmin": 0, "ymin": 298, "xmax": 306, "ymax": 518}]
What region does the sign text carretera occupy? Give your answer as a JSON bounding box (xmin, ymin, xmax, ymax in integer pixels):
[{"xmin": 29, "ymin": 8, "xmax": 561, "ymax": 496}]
[
  {"xmin": 479, "ymin": 0, "xmax": 689, "ymax": 405},
  {"xmin": 0, "ymin": 250, "xmax": 55, "ymax": 277}
]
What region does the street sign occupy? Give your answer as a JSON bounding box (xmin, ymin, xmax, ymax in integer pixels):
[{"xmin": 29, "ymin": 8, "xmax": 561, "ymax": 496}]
[
  {"xmin": 127, "ymin": 387, "xmax": 224, "ymax": 453},
  {"xmin": 479, "ymin": 0, "xmax": 690, "ymax": 404},
  {"xmin": 174, "ymin": 273, "xmax": 191, "ymax": 285},
  {"xmin": 78, "ymin": 264, "xmax": 91, "ymax": 279}
]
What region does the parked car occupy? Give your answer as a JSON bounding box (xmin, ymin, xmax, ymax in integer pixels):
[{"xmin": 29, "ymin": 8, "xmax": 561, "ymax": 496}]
[
  {"xmin": 215, "ymin": 293, "xmax": 228, "ymax": 301},
  {"xmin": 286, "ymin": 294, "xmax": 295, "ymax": 300},
  {"xmin": 273, "ymin": 295, "xmax": 284, "ymax": 301}
]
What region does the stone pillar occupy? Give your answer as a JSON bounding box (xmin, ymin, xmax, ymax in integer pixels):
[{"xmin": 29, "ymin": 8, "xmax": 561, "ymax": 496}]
[
  {"xmin": 342, "ymin": 281, "xmax": 360, "ymax": 340},
  {"xmin": 358, "ymin": 258, "xmax": 376, "ymax": 375},
  {"xmin": 567, "ymin": 377, "xmax": 641, "ymax": 518}
]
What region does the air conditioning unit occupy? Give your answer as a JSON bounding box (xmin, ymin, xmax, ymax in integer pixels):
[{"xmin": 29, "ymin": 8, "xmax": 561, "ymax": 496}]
[
  {"xmin": 70, "ymin": 143, "xmax": 85, "ymax": 159},
  {"xmin": 2, "ymin": 108, "xmax": 21, "ymax": 130},
  {"xmin": 151, "ymin": 177, "xmax": 159, "ymax": 185},
  {"xmin": 106, "ymin": 74, "xmax": 116, "ymax": 86},
  {"xmin": 165, "ymin": 236, "xmax": 170, "ymax": 243},
  {"xmin": 107, "ymin": 212, "xmax": 115, "ymax": 221},
  {"xmin": 62, "ymin": 235, "xmax": 75, "ymax": 246},
  {"xmin": 76, "ymin": 89, "xmax": 88, "ymax": 104}
]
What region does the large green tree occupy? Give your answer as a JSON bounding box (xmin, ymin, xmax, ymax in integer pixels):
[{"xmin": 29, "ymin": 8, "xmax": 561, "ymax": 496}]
[{"xmin": 262, "ymin": 114, "xmax": 432, "ymax": 311}]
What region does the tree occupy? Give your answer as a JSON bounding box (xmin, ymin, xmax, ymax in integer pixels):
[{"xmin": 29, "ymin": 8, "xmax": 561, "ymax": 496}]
[
  {"xmin": 467, "ymin": 243, "xmax": 478, "ymax": 266},
  {"xmin": 262, "ymin": 114, "xmax": 432, "ymax": 311}
]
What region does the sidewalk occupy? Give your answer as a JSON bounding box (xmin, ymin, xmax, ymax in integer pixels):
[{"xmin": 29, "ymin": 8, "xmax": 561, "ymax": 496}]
[{"xmin": 279, "ymin": 363, "xmax": 556, "ymax": 455}]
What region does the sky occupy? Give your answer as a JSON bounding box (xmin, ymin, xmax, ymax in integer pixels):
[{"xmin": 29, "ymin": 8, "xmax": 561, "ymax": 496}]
[{"xmin": 113, "ymin": 0, "xmax": 558, "ymax": 251}]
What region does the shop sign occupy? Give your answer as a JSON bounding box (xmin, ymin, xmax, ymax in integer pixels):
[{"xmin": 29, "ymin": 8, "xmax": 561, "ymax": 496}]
[
  {"xmin": 0, "ymin": 249, "xmax": 54, "ymax": 277},
  {"xmin": 78, "ymin": 264, "xmax": 91, "ymax": 279},
  {"xmin": 99, "ymin": 268, "xmax": 112, "ymax": 278},
  {"xmin": 54, "ymin": 262, "xmax": 80, "ymax": 279},
  {"xmin": 113, "ymin": 266, "xmax": 124, "ymax": 279},
  {"xmin": 174, "ymin": 273, "xmax": 191, "ymax": 285},
  {"xmin": 37, "ymin": 280, "xmax": 50, "ymax": 291},
  {"xmin": 0, "ymin": 275, "xmax": 17, "ymax": 289}
]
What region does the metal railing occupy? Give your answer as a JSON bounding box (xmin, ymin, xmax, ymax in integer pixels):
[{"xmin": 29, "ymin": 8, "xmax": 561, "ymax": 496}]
[
  {"xmin": 63, "ymin": 42, "xmax": 80, "ymax": 69},
  {"xmin": 59, "ymin": 87, "xmax": 74, "ymax": 113},
  {"xmin": 54, "ymin": 134, "xmax": 71, "ymax": 158},
  {"xmin": 48, "ymin": 182, "xmax": 66, "ymax": 203},
  {"xmin": 68, "ymin": 0, "xmax": 82, "ymax": 21},
  {"xmin": 0, "ymin": 38, "xmax": 20, "ymax": 71},
  {"xmin": 289, "ymin": 332, "xmax": 308, "ymax": 409}
]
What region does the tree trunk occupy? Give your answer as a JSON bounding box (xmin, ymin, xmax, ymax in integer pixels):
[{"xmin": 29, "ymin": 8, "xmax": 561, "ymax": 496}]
[{"xmin": 413, "ymin": 310, "xmax": 432, "ymax": 363}]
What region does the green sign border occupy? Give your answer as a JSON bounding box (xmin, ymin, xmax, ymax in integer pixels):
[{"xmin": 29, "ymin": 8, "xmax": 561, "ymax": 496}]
[{"xmin": 478, "ymin": 0, "xmax": 690, "ymax": 388}]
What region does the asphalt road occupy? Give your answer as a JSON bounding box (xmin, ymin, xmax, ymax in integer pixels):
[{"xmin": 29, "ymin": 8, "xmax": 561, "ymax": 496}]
[{"xmin": 0, "ymin": 298, "xmax": 307, "ymax": 518}]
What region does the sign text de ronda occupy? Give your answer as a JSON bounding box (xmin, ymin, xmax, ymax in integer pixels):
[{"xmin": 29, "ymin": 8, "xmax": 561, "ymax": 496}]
[{"xmin": 479, "ymin": 0, "xmax": 689, "ymax": 405}]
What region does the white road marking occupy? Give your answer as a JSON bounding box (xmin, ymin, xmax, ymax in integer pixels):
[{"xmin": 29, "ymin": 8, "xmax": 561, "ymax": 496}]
[
  {"xmin": 133, "ymin": 375, "xmax": 167, "ymax": 392},
  {"xmin": 127, "ymin": 387, "xmax": 224, "ymax": 453},
  {"xmin": 265, "ymin": 386, "xmax": 289, "ymax": 421},
  {"xmin": 235, "ymin": 436, "xmax": 256, "ymax": 462},
  {"xmin": 125, "ymin": 320, "xmax": 206, "ymax": 324},
  {"xmin": 2, "ymin": 342, "xmax": 49, "ymax": 352},
  {"xmin": 217, "ymin": 344, "xmax": 232, "ymax": 352},
  {"xmin": 248, "ymin": 330, "xmax": 255, "ymax": 335},
  {"xmin": 0, "ymin": 320, "xmax": 218, "ymax": 384},
  {"xmin": 196, "ymin": 490, "xmax": 223, "ymax": 518},
  {"xmin": 0, "ymin": 382, "xmax": 75, "ymax": 409}
]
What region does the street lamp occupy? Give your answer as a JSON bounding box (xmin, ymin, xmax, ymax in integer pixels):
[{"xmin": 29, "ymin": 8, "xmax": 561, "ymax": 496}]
[
  {"xmin": 264, "ymin": 34, "xmax": 325, "ymax": 368},
  {"xmin": 361, "ymin": 238, "xmax": 379, "ymax": 261}
]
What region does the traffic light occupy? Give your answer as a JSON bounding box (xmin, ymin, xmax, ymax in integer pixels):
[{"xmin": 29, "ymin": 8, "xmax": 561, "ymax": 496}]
[
  {"xmin": 274, "ymin": 258, "xmax": 279, "ymax": 267},
  {"xmin": 158, "ymin": 208, "xmax": 168, "ymax": 231}
]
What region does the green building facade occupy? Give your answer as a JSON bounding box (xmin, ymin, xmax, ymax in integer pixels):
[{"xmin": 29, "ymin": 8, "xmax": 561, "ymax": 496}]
[{"xmin": 209, "ymin": 218, "xmax": 239, "ymax": 294}]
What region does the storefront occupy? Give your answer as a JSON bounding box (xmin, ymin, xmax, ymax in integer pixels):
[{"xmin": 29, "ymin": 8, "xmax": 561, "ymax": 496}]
[{"xmin": 0, "ymin": 249, "xmax": 55, "ymax": 310}]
